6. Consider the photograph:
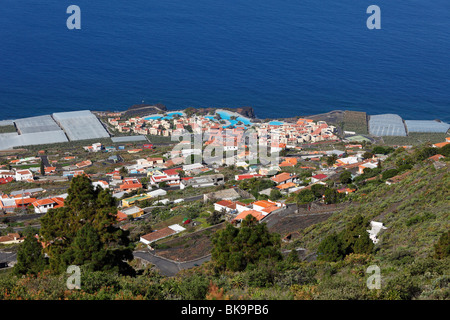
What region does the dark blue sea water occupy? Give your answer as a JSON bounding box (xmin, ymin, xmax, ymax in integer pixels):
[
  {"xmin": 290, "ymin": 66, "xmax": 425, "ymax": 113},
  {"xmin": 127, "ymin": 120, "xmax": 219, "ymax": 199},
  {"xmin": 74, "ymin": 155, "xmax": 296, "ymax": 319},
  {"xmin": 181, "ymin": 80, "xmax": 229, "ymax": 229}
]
[{"xmin": 0, "ymin": 0, "xmax": 449, "ymax": 121}]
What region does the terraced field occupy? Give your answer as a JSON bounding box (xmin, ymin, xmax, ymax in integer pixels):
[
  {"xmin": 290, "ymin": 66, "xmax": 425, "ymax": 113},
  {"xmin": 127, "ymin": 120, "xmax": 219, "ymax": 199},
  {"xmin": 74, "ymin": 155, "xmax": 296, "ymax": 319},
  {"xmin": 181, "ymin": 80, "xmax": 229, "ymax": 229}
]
[{"xmin": 343, "ymin": 110, "xmax": 368, "ymax": 134}]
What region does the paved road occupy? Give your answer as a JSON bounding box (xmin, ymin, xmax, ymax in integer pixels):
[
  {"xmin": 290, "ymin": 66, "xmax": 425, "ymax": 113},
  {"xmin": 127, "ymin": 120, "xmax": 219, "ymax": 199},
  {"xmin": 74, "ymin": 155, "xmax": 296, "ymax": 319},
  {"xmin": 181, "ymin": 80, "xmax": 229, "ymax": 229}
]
[
  {"xmin": 1, "ymin": 213, "xmax": 45, "ymax": 223},
  {"xmin": 133, "ymin": 250, "xmax": 211, "ymax": 277},
  {"xmin": 0, "ymin": 251, "xmax": 17, "ymax": 264},
  {"xmin": 40, "ymin": 155, "xmax": 50, "ymax": 167},
  {"xmin": 183, "ymin": 195, "xmax": 203, "ymax": 202}
]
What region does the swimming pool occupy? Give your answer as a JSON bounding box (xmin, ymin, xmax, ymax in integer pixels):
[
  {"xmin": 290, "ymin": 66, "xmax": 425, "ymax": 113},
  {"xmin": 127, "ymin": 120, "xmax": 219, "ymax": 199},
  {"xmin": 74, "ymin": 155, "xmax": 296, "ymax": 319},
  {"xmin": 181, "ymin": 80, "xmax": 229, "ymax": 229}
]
[
  {"xmin": 269, "ymin": 121, "xmax": 284, "ymax": 126},
  {"xmin": 144, "ymin": 111, "xmax": 185, "ymax": 120},
  {"xmin": 216, "ymin": 110, "xmax": 252, "ymax": 126}
]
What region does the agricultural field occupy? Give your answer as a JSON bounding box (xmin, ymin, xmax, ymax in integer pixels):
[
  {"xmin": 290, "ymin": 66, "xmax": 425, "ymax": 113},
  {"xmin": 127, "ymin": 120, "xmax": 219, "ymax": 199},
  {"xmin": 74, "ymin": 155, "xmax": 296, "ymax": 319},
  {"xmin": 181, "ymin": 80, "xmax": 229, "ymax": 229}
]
[
  {"xmin": 342, "ymin": 110, "xmax": 368, "ymax": 134},
  {"xmin": 0, "ymin": 125, "xmax": 16, "ymax": 134},
  {"xmin": 382, "ymin": 133, "xmax": 449, "ymax": 146}
]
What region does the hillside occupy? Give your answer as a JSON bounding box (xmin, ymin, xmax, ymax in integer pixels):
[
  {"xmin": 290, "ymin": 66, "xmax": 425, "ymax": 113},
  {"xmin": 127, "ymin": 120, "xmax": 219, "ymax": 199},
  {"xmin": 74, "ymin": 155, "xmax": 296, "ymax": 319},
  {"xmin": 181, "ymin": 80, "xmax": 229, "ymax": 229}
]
[{"xmin": 291, "ymin": 162, "xmax": 449, "ymax": 257}]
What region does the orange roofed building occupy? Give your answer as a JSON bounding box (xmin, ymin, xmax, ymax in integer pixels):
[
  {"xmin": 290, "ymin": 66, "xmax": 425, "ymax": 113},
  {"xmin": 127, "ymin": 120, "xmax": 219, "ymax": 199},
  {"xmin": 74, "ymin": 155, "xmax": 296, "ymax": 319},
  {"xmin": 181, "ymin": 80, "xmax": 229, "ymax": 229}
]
[
  {"xmin": 232, "ymin": 210, "xmax": 266, "ymax": 223},
  {"xmin": 279, "ymin": 157, "xmax": 298, "ymax": 167},
  {"xmin": 32, "ymin": 197, "xmax": 65, "ymax": 213},
  {"xmin": 271, "ymin": 172, "xmax": 297, "ymax": 185},
  {"xmin": 119, "ymin": 178, "xmax": 143, "ymax": 192},
  {"xmin": 432, "ymin": 141, "xmax": 449, "ymax": 148}
]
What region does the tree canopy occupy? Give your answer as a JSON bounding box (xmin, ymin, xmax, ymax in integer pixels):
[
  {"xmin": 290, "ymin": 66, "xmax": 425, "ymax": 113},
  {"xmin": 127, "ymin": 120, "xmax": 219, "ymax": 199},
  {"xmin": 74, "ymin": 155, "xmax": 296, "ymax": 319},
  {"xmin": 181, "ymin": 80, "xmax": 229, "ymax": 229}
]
[
  {"xmin": 317, "ymin": 214, "xmax": 374, "ymax": 262},
  {"xmin": 39, "ymin": 175, "xmax": 133, "ymax": 274},
  {"xmin": 211, "ymin": 215, "xmax": 282, "ymax": 272},
  {"xmin": 13, "ymin": 228, "xmax": 46, "ymax": 276}
]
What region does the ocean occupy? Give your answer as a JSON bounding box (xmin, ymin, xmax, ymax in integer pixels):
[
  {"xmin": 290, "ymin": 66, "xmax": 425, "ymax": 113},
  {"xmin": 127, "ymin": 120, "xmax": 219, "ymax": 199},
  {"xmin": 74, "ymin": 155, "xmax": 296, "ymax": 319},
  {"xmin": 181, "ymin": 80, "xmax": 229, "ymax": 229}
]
[{"xmin": 0, "ymin": 0, "xmax": 449, "ymax": 122}]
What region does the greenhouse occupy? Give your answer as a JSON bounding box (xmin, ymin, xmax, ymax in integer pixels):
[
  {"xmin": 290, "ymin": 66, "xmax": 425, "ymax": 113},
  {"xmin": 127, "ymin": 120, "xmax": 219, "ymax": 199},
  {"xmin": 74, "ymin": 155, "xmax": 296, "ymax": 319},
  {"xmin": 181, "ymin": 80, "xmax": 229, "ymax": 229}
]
[
  {"xmin": 405, "ymin": 120, "xmax": 450, "ymax": 133},
  {"xmin": 53, "ymin": 110, "xmax": 110, "ymax": 141},
  {"xmin": 14, "ymin": 115, "xmax": 62, "ymax": 134},
  {"xmin": 0, "ymin": 131, "xmax": 68, "ymax": 150},
  {"xmin": 368, "ymin": 114, "xmax": 407, "ymax": 136}
]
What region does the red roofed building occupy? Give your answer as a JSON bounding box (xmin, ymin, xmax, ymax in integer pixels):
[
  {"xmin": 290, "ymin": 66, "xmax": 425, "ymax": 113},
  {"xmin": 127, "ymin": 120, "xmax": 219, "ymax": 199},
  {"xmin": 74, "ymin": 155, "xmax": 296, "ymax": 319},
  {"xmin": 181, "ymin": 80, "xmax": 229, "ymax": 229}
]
[
  {"xmin": 235, "ymin": 173, "xmax": 264, "ymax": 181},
  {"xmin": 432, "ymin": 142, "xmax": 449, "ymax": 148},
  {"xmin": 0, "ymin": 233, "xmax": 24, "ymax": 245},
  {"xmin": 140, "ymin": 224, "xmax": 186, "ymax": 245},
  {"xmin": 150, "ymin": 171, "xmax": 180, "ymax": 186},
  {"xmin": 75, "ymin": 160, "xmax": 92, "ymax": 168},
  {"xmin": 0, "ymin": 177, "xmax": 13, "ymax": 185},
  {"xmin": 44, "ymin": 167, "xmax": 57, "ymax": 175},
  {"xmin": 214, "ymin": 200, "xmax": 248, "ymax": 213},
  {"xmin": 163, "ymin": 168, "xmax": 183, "ymax": 176},
  {"xmin": 15, "ymin": 197, "xmax": 37, "ymax": 208},
  {"xmin": 271, "ymin": 172, "xmax": 297, "ymax": 185},
  {"xmin": 32, "ymin": 197, "xmax": 65, "ymax": 213},
  {"xmin": 15, "ymin": 169, "xmax": 33, "ymax": 181},
  {"xmin": 232, "ymin": 210, "xmax": 266, "ymax": 223},
  {"xmin": 279, "ymin": 157, "xmax": 298, "ymax": 167},
  {"xmin": 428, "ymin": 154, "xmax": 445, "ymax": 162},
  {"xmin": 119, "ymin": 178, "xmax": 143, "ymax": 192},
  {"xmin": 311, "ymin": 174, "xmax": 328, "ymax": 183}
]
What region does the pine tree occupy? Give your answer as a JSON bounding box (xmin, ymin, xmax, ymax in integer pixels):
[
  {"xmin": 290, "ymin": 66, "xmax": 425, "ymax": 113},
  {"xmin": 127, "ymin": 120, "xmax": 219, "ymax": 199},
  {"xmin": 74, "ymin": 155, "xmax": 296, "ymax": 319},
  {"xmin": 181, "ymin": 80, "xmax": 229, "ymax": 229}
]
[
  {"xmin": 40, "ymin": 175, "xmax": 133, "ymax": 274},
  {"xmin": 317, "ymin": 233, "xmax": 345, "ymax": 262},
  {"xmin": 211, "ymin": 215, "xmax": 281, "ymax": 272},
  {"xmin": 40, "ymin": 160, "xmax": 45, "ymax": 176},
  {"xmin": 13, "ymin": 230, "xmax": 46, "ymax": 276}
]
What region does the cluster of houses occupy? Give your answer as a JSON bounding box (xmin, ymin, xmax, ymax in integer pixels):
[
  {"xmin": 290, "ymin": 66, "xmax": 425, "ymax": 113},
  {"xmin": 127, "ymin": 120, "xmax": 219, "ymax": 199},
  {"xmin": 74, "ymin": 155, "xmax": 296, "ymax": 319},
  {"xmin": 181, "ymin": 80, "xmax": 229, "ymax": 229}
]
[
  {"xmin": 0, "ymin": 187, "xmax": 66, "ymax": 214},
  {"xmin": 107, "ymin": 113, "xmax": 338, "ymax": 149},
  {"xmin": 0, "ymin": 168, "xmax": 34, "ymax": 184},
  {"xmin": 256, "ymin": 118, "xmax": 338, "ymax": 145}
]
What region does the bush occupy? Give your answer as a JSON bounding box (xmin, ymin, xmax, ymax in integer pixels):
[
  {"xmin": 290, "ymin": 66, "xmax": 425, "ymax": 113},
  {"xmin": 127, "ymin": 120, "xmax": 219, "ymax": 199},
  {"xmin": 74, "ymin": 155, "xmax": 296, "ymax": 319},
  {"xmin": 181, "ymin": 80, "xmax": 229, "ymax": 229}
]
[
  {"xmin": 382, "ymin": 169, "xmax": 399, "ymax": 180},
  {"xmin": 176, "ymin": 274, "xmax": 210, "ymax": 299},
  {"xmin": 434, "ymin": 231, "xmax": 450, "ymax": 259}
]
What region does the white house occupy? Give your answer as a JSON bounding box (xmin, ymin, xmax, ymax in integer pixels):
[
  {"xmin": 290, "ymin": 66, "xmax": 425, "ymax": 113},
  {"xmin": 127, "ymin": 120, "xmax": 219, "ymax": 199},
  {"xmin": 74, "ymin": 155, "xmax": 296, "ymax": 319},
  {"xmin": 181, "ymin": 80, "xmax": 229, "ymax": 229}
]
[
  {"xmin": 15, "ymin": 169, "xmax": 33, "ymax": 181},
  {"xmin": 214, "ymin": 200, "xmax": 248, "ymax": 213},
  {"xmin": 150, "ymin": 173, "xmax": 180, "ymax": 186},
  {"xmin": 140, "ymin": 224, "xmax": 186, "ymax": 245},
  {"xmin": 92, "ymin": 180, "xmax": 110, "ymax": 190},
  {"xmin": 147, "ymin": 189, "xmax": 167, "ymax": 198},
  {"xmin": 32, "ymin": 197, "xmax": 65, "ymax": 213},
  {"xmin": 358, "ymin": 161, "xmax": 379, "ymax": 174},
  {"xmin": 0, "ymin": 170, "xmax": 15, "ymax": 179}
]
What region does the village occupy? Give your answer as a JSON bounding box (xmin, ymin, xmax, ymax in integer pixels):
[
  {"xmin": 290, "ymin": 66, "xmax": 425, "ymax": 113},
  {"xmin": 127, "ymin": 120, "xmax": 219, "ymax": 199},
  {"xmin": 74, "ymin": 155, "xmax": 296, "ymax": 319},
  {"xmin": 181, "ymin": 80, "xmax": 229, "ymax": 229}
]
[{"xmin": 1, "ymin": 109, "xmax": 449, "ymax": 274}]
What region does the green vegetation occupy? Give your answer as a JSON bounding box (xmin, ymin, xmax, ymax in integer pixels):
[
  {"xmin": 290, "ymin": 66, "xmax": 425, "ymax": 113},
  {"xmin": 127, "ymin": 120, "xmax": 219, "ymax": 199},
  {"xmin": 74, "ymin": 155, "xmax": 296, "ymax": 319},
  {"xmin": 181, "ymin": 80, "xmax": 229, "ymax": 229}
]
[
  {"xmin": 39, "ymin": 175, "xmax": 134, "ymax": 274},
  {"xmin": 211, "ymin": 215, "xmax": 282, "ymax": 272},
  {"xmin": 317, "ymin": 214, "xmax": 374, "ymax": 262},
  {"xmin": 381, "ymin": 133, "xmax": 449, "ymax": 146},
  {"xmin": 342, "ymin": 111, "xmax": 368, "ymax": 134},
  {"xmin": 13, "ymin": 228, "xmax": 46, "ymax": 276},
  {"xmin": 0, "ymin": 125, "xmax": 16, "ymax": 134},
  {"xmin": 238, "ymin": 177, "xmax": 276, "ymax": 199}
]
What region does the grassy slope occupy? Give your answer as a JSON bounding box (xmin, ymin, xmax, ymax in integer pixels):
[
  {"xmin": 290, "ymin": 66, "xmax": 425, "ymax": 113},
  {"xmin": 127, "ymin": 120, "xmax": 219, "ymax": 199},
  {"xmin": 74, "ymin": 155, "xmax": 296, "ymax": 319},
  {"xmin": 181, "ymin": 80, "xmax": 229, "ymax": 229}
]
[{"xmin": 292, "ymin": 162, "xmax": 449, "ymax": 257}]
